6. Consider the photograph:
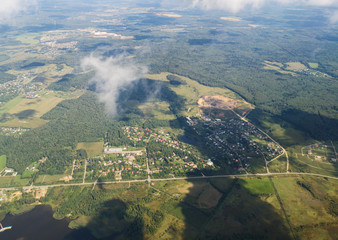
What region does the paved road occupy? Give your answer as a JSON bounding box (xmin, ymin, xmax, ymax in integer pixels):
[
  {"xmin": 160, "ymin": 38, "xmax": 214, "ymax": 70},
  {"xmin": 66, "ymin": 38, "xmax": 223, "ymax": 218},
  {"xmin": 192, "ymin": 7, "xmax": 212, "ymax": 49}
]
[
  {"xmin": 1, "ymin": 172, "xmax": 336, "ymax": 192},
  {"xmin": 83, "ymin": 159, "xmax": 87, "ymax": 184}
]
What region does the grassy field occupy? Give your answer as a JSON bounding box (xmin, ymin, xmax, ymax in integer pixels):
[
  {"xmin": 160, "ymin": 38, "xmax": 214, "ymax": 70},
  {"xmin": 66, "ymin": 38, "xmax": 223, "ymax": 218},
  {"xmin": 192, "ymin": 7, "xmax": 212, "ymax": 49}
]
[
  {"xmin": 0, "ymin": 96, "xmax": 24, "ymax": 115},
  {"xmin": 7, "ymin": 63, "xmax": 73, "ymax": 79},
  {"xmin": 76, "ymin": 141, "xmax": 104, "ymax": 158},
  {"xmin": 35, "ymin": 174, "xmax": 68, "ymax": 185},
  {"xmin": 272, "ymin": 176, "xmax": 337, "ymax": 236},
  {"xmin": 0, "ymin": 155, "xmax": 7, "ymax": 171},
  {"xmin": 263, "ymin": 61, "xmax": 295, "ymax": 75},
  {"xmin": 10, "ymin": 175, "xmax": 30, "ymax": 186},
  {"xmin": 1, "ymin": 118, "xmax": 49, "ymax": 128},
  {"xmin": 285, "ymin": 62, "xmax": 307, "ymax": 70},
  {"xmin": 240, "ymin": 177, "xmax": 275, "ymax": 195},
  {"xmin": 0, "ymin": 92, "xmax": 64, "ymax": 128},
  {"xmin": 259, "ymin": 115, "xmax": 311, "ymax": 147},
  {"xmin": 16, "ymin": 33, "xmax": 40, "ymax": 45},
  {"xmin": 308, "ymin": 62, "xmax": 319, "ymax": 68},
  {"xmin": 147, "ymin": 72, "xmax": 252, "ymax": 117},
  {"xmin": 6, "ymin": 93, "xmax": 63, "ymax": 118},
  {"xmin": 0, "ymin": 177, "xmax": 13, "ymax": 187},
  {"xmin": 138, "ymin": 101, "xmax": 176, "ymax": 120},
  {"xmin": 268, "ymin": 155, "xmax": 287, "ymax": 173}
]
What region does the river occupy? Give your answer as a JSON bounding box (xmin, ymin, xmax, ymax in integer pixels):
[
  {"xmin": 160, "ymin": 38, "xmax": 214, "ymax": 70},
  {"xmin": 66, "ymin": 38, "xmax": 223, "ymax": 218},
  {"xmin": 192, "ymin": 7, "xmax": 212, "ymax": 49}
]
[{"xmin": 0, "ymin": 205, "xmax": 97, "ymax": 240}]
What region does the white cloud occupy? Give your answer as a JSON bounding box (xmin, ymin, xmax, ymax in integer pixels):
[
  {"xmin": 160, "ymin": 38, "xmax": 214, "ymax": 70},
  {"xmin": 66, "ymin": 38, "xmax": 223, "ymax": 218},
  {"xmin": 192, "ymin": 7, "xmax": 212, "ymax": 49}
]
[
  {"xmin": 182, "ymin": 0, "xmax": 338, "ymax": 14},
  {"xmin": 329, "ymin": 9, "xmax": 338, "ymax": 23},
  {"xmin": 0, "ymin": 0, "xmax": 36, "ymax": 22},
  {"xmin": 81, "ymin": 54, "xmax": 148, "ymax": 116}
]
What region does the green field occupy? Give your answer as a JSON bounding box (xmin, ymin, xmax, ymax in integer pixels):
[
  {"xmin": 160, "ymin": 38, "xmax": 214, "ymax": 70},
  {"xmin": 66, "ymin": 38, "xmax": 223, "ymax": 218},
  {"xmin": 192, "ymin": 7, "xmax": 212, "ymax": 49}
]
[
  {"xmin": 0, "ymin": 155, "xmax": 6, "ymax": 171},
  {"xmin": 0, "ymin": 96, "xmax": 24, "ymax": 115},
  {"xmin": 272, "ymin": 176, "xmax": 337, "ymax": 239},
  {"xmin": 138, "ymin": 101, "xmax": 176, "ymax": 120},
  {"xmin": 0, "ymin": 92, "xmax": 65, "ymax": 128},
  {"xmin": 16, "ymin": 33, "xmax": 40, "ymax": 45},
  {"xmin": 308, "ymin": 62, "xmax": 319, "ymax": 68},
  {"xmin": 240, "ymin": 178, "xmax": 275, "ymax": 194},
  {"xmin": 10, "ymin": 175, "xmax": 30, "ymax": 186},
  {"xmin": 35, "ymin": 174, "xmax": 68, "ymax": 185},
  {"xmin": 76, "ymin": 141, "xmax": 104, "ymax": 158},
  {"xmin": 6, "ymin": 93, "xmax": 64, "ymax": 118},
  {"xmin": 0, "ymin": 177, "xmax": 13, "ymax": 187}
]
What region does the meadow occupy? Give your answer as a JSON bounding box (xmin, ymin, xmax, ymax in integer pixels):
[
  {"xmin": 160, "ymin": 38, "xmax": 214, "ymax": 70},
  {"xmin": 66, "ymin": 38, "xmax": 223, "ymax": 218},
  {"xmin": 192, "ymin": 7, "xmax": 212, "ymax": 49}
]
[{"xmin": 76, "ymin": 141, "xmax": 104, "ymax": 158}]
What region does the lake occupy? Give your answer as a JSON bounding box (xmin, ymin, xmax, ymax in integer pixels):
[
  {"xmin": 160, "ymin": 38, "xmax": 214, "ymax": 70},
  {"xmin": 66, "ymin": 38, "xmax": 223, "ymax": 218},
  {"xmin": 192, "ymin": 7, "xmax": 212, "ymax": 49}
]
[{"xmin": 1, "ymin": 205, "xmax": 97, "ymax": 240}]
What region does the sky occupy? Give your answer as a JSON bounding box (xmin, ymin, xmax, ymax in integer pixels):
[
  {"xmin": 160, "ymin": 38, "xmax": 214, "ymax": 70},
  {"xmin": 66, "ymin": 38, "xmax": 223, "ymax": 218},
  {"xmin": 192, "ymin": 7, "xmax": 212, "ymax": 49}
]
[
  {"xmin": 181, "ymin": 0, "xmax": 338, "ymax": 22},
  {"xmin": 0, "ymin": 0, "xmax": 37, "ymax": 22},
  {"xmin": 0, "ymin": 0, "xmax": 337, "ymax": 23}
]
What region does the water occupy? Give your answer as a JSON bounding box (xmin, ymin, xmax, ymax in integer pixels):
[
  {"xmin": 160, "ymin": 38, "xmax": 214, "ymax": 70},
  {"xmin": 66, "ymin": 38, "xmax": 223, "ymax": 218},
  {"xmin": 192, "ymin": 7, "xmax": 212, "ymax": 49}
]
[{"xmin": 1, "ymin": 205, "xmax": 97, "ymax": 240}]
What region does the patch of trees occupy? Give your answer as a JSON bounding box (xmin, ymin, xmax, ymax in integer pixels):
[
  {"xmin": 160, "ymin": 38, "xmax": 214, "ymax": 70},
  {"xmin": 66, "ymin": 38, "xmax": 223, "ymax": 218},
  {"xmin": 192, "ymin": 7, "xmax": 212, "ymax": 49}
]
[
  {"xmin": 167, "ymin": 74, "xmax": 185, "ymax": 86},
  {"xmin": 48, "ymin": 72, "xmax": 94, "ymax": 92},
  {"xmin": 0, "ymin": 72, "xmax": 16, "ymax": 84},
  {"xmin": 0, "ymin": 93, "xmax": 115, "ymax": 173}
]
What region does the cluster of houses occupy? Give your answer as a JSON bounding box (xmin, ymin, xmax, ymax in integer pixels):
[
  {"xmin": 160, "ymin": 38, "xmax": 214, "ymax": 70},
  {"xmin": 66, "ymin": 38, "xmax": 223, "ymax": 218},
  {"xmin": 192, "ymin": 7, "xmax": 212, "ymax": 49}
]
[
  {"xmin": 0, "ymin": 127, "xmax": 29, "ymax": 136},
  {"xmin": 303, "ymin": 143, "xmax": 337, "ymax": 163},
  {"xmin": 0, "ymin": 74, "xmax": 27, "ymax": 98},
  {"xmin": 0, "ymin": 168, "xmax": 17, "ymax": 177},
  {"xmin": 197, "ymin": 117, "xmax": 282, "ymax": 170}
]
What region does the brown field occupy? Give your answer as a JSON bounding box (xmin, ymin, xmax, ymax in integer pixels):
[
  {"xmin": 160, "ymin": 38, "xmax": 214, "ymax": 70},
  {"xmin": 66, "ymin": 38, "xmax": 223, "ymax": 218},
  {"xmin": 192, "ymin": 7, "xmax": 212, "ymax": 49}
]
[
  {"xmin": 198, "ymin": 95, "xmax": 252, "ymax": 117},
  {"xmin": 177, "ymin": 181, "xmax": 195, "ymax": 194},
  {"xmin": 7, "ymin": 95, "xmax": 63, "ymax": 118},
  {"xmin": 1, "ymin": 118, "xmax": 49, "ymax": 128},
  {"xmin": 198, "ymin": 95, "xmax": 239, "ymax": 110},
  {"xmin": 285, "ymin": 62, "xmax": 307, "ymax": 70},
  {"xmin": 263, "ymin": 61, "xmax": 295, "ymax": 75},
  {"xmin": 59, "ymin": 175, "xmax": 73, "ymax": 182},
  {"xmin": 34, "ymin": 188, "xmax": 48, "ymax": 199},
  {"xmin": 264, "ymin": 61, "xmax": 283, "ymax": 67},
  {"xmin": 0, "ymin": 92, "xmax": 65, "ymax": 128}
]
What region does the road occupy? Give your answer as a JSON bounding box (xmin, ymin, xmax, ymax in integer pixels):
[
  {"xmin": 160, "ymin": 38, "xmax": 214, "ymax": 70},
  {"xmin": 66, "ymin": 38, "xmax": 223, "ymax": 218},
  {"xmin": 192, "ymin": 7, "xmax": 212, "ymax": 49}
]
[
  {"xmin": 145, "ymin": 149, "xmax": 151, "ymax": 185},
  {"xmin": 331, "ymin": 140, "xmax": 337, "ymax": 159},
  {"xmin": 1, "ymin": 172, "xmax": 336, "ymax": 192},
  {"xmin": 83, "ymin": 159, "xmax": 87, "ymax": 184}
]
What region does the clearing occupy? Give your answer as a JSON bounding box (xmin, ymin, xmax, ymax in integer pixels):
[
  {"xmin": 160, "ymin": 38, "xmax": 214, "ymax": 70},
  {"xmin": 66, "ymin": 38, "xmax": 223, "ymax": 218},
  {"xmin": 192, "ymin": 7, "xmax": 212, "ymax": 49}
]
[
  {"xmin": 285, "ymin": 62, "xmax": 307, "ymax": 71},
  {"xmin": 76, "ymin": 141, "xmax": 104, "ymax": 158},
  {"xmin": 0, "ymin": 155, "xmax": 7, "ymax": 171},
  {"xmin": 147, "ymin": 72, "xmax": 248, "ymax": 117},
  {"xmin": 138, "ymin": 101, "xmax": 176, "ymax": 120},
  {"xmin": 198, "ymin": 95, "xmax": 252, "ymax": 116},
  {"xmin": 308, "ymin": 62, "xmax": 319, "ymax": 69}
]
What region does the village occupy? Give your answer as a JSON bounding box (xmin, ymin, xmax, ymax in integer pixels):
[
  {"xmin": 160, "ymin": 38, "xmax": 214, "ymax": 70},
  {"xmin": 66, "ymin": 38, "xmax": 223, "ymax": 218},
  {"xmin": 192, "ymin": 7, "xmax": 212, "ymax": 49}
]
[
  {"xmin": 301, "ymin": 143, "xmax": 337, "ymax": 163},
  {"xmin": 71, "ymin": 126, "xmax": 214, "ymax": 181},
  {"xmin": 0, "ymin": 115, "xmax": 286, "ymax": 185},
  {"xmin": 187, "ymin": 116, "xmax": 284, "ymax": 171}
]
